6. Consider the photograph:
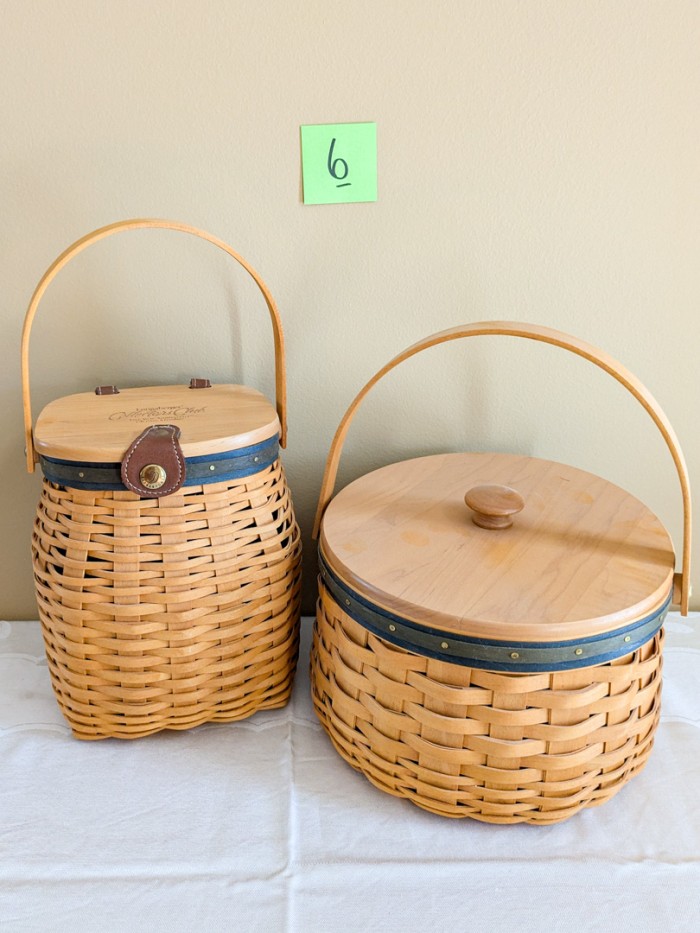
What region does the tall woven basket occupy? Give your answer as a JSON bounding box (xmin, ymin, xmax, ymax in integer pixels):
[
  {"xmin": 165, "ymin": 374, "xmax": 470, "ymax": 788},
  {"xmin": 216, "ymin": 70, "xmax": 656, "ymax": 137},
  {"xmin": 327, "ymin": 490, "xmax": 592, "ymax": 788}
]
[
  {"xmin": 311, "ymin": 322, "xmax": 692, "ymax": 824},
  {"xmin": 22, "ymin": 219, "xmax": 302, "ymax": 740}
]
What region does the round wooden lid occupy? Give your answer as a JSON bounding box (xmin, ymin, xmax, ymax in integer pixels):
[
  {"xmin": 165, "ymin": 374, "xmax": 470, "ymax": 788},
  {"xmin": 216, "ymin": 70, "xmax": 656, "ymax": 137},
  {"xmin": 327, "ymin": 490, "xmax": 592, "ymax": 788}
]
[
  {"xmin": 33, "ymin": 383, "xmax": 280, "ymax": 461},
  {"xmin": 320, "ymin": 452, "xmax": 675, "ymax": 642}
]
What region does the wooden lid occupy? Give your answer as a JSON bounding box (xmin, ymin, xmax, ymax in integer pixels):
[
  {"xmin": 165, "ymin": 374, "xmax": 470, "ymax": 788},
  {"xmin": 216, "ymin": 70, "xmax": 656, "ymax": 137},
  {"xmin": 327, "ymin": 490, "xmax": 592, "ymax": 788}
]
[
  {"xmin": 33, "ymin": 383, "xmax": 279, "ymax": 461},
  {"xmin": 320, "ymin": 452, "xmax": 675, "ymax": 642}
]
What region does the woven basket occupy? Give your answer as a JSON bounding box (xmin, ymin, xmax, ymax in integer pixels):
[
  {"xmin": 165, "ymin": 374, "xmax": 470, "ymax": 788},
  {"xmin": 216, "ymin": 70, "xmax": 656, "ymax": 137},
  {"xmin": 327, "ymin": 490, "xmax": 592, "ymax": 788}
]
[
  {"xmin": 22, "ymin": 219, "xmax": 302, "ymax": 740},
  {"xmin": 313, "ymin": 594, "xmax": 662, "ymax": 825},
  {"xmin": 311, "ymin": 322, "xmax": 691, "ymax": 824}
]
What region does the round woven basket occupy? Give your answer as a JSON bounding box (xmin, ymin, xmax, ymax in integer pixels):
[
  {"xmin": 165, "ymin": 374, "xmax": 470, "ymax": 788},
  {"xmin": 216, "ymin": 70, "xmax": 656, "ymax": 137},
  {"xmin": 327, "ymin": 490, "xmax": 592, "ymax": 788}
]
[
  {"xmin": 310, "ymin": 322, "xmax": 691, "ymax": 824},
  {"xmin": 312, "ymin": 589, "xmax": 662, "ymax": 825},
  {"xmin": 22, "ymin": 219, "xmax": 302, "ymax": 740}
]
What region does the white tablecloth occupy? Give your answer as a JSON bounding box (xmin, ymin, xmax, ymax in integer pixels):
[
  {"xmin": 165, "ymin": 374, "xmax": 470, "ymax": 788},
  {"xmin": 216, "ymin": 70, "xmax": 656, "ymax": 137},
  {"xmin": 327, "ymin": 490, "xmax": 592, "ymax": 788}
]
[{"xmin": 2, "ymin": 614, "xmax": 699, "ymax": 933}]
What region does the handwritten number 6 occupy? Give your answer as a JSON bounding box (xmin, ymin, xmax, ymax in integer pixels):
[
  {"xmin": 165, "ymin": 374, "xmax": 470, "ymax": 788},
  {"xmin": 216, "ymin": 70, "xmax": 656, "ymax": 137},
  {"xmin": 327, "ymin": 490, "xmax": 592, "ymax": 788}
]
[{"xmin": 327, "ymin": 138, "xmax": 351, "ymax": 187}]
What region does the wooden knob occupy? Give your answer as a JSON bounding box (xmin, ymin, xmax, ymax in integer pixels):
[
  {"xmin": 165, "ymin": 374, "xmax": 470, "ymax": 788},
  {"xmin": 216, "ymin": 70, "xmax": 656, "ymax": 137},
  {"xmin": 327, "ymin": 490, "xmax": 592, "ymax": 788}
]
[{"xmin": 464, "ymin": 484, "xmax": 525, "ymax": 530}]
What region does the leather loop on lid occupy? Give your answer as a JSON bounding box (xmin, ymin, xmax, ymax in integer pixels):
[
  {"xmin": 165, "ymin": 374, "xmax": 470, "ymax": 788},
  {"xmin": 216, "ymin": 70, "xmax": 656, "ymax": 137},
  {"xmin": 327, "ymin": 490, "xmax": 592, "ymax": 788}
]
[
  {"xmin": 21, "ymin": 218, "xmax": 289, "ymax": 470},
  {"xmin": 95, "ymin": 385, "xmax": 120, "ymax": 395},
  {"xmin": 121, "ymin": 424, "xmax": 185, "ymax": 498}
]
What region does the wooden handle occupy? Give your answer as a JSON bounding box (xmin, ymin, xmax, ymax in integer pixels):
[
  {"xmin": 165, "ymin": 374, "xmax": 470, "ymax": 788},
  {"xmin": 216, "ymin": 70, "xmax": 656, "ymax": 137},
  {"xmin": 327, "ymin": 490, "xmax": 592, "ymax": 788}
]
[
  {"xmin": 21, "ymin": 218, "xmax": 288, "ymax": 469},
  {"xmin": 313, "ymin": 321, "xmax": 692, "ymax": 615},
  {"xmin": 465, "ymin": 484, "xmax": 525, "ymax": 529}
]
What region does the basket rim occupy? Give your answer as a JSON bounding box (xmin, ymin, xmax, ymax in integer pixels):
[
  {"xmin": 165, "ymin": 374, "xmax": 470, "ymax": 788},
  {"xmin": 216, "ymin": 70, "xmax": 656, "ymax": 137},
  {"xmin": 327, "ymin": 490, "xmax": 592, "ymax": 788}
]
[
  {"xmin": 39, "ymin": 434, "xmax": 280, "ymax": 491},
  {"xmin": 318, "ymin": 547, "xmax": 670, "ymax": 673}
]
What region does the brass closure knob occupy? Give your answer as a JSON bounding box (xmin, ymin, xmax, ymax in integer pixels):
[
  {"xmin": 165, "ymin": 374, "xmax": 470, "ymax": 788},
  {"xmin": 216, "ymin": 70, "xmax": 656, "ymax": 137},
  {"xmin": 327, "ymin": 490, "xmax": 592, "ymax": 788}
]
[
  {"xmin": 464, "ymin": 484, "xmax": 525, "ymax": 530},
  {"xmin": 139, "ymin": 464, "xmax": 167, "ymax": 490}
]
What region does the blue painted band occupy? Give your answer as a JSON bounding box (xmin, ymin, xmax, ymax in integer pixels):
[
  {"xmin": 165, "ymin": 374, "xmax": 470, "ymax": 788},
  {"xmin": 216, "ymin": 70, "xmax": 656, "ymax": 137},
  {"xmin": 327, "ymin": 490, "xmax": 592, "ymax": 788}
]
[
  {"xmin": 40, "ymin": 435, "xmax": 279, "ymax": 491},
  {"xmin": 318, "ymin": 548, "xmax": 670, "ymax": 672}
]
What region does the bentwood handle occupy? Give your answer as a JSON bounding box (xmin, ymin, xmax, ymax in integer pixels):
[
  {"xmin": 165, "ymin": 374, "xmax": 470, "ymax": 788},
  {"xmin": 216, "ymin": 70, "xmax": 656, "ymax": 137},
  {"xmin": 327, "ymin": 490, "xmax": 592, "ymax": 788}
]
[
  {"xmin": 313, "ymin": 321, "xmax": 693, "ymax": 615},
  {"xmin": 21, "ymin": 218, "xmax": 289, "ymax": 468}
]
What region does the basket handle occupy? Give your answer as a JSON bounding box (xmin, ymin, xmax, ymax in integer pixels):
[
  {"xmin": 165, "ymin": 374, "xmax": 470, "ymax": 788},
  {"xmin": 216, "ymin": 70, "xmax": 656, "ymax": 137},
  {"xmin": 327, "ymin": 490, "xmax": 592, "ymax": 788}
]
[
  {"xmin": 313, "ymin": 321, "xmax": 692, "ymax": 615},
  {"xmin": 21, "ymin": 218, "xmax": 288, "ymax": 469}
]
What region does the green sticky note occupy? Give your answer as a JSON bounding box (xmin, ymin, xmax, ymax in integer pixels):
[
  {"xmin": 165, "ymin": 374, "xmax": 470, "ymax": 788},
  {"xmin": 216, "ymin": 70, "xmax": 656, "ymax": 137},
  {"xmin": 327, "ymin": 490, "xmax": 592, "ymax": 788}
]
[{"xmin": 301, "ymin": 122, "xmax": 377, "ymax": 205}]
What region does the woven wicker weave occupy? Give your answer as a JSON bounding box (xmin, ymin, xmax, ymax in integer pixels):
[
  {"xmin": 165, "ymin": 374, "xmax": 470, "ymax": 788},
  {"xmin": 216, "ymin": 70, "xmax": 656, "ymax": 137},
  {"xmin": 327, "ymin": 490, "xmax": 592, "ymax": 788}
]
[
  {"xmin": 310, "ymin": 322, "xmax": 690, "ymax": 824},
  {"xmin": 312, "ymin": 585, "xmax": 662, "ymax": 825},
  {"xmin": 23, "ymin": 220, "xmax": 303, "ymax": 740},
  {"xmin": 33, "ymin": 460, "xmax": 301, "ymax": 739}
]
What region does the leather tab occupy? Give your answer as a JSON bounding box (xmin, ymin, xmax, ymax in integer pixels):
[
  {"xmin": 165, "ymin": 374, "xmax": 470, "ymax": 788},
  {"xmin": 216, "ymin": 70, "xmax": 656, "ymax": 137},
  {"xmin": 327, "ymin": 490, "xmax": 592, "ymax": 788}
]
[
  {"xmin": 95, "ymin": 385, "xmax": 120, "ymax": 395},
  {"xmin": 189, "ymin": 377, "xmax": 212, "ymax": 389},
  {"xmin": 121, "ymin": 425, "xmax": 185, "ymax": 498}
]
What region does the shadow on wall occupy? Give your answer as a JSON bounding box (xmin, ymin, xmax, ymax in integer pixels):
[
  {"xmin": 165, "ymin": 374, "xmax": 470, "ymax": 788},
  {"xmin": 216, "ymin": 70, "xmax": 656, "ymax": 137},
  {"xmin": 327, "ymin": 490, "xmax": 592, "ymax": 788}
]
[{"xmin": 0, "ymin": 392, "xmax": 43, "ymax": 620}]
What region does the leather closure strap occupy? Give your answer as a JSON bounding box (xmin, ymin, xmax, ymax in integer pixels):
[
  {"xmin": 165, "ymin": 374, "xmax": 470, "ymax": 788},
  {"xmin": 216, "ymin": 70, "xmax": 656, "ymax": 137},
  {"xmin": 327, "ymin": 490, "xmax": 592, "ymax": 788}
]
[
  {"xmin": 121, "ymin": 424, "xmax": 185, "ymax": 498},
  {"xmin": 38, "ymin": 434, "xmax": 280, "ymax": 491}
]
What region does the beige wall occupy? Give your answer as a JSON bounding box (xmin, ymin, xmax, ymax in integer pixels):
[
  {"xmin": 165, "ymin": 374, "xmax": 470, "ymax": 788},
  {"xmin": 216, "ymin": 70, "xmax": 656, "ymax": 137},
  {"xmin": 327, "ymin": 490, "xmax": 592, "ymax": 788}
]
[{"xmin": 1, "ymin": 0, "xmax": 698, "ymax": 617}]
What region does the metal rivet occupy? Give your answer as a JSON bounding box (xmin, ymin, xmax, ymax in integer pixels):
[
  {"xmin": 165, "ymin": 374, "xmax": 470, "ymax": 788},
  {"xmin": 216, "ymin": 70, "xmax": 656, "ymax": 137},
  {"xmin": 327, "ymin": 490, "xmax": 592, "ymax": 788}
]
[
  {"xmin": 510, "ymin": 652, "xmax": 520, "ymax": 660},
  {"xmin": 344, "ymin": 598, "xmax": 350, "ymax": 606},
  {"xmin": 575, "ymin": 648, "xmax": 583, "ymax": 656},
  {"xmin": 78, "ymin": 472, "xmax": 85, "ymax": 478},
  {"xmin": 441, "ymin": 641, "xmax": 449, "ymax": 649},
  {"xmin": 140, "ymin": 464, "xmax": 167, "ymax": 489},
  {"xmin": 254, "ymin": 456, "xmax": 259, "ymax": 462},
  {"xmin": 389, "ymin": 624, "xmax": 396, "ymax": 632},
  {"xmin": 209, "ymin": 465, "xmax": 216, "ymax": 471},
  {"xmin": 624, "ymin": 636, "xmax": 631, "ymax": 643}
]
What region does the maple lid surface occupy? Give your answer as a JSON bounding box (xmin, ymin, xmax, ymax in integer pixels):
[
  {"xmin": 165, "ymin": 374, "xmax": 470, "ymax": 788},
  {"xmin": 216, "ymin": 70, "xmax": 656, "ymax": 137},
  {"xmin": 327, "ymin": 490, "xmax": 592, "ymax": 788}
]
[
  {"xmin": 320, "ymin": 451, "xmax": 675, "ymax": 642},
  {"xmin": 34, "ymin": 383, "xmax": 279, "ymax": 461}
]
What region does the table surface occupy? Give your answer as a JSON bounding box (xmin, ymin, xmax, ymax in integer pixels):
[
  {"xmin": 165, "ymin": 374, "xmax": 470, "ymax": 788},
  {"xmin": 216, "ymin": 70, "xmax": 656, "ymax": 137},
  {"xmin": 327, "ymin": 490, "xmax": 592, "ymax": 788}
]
[{"xmin": 2, "ymin": 613, "xmax": 699, "ymax": 933}]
